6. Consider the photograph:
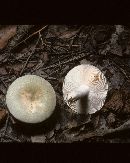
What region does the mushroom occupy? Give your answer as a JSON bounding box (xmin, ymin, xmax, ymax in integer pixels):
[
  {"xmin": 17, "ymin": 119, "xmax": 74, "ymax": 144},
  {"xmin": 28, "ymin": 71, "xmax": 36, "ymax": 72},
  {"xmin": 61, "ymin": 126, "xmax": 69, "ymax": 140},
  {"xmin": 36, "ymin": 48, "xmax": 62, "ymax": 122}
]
[
  {"xmin": 6, "ymin": 75, "xmax": 56, "ymax": 123},
  {"xmin": 62, "ymin": 64, "xmax": 108, "ymax": 114}
]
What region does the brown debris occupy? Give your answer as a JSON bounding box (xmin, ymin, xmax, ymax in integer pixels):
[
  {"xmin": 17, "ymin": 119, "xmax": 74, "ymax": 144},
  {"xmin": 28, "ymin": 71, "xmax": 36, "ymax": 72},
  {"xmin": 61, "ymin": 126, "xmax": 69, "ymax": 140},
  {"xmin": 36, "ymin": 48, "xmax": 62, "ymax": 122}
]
[
  {"xmin": 0, "ymin": 108, "xmax": 7, "ymax": 123},
  {"xmin": 110, "ymin": 43, "xmax": 123, "ymax": 56},
  {"xmin": 124, "ymin": 99, "xmax": 130, "ymax": 114},
  {"xmin": 106, "ymin": 113, "xmax": 116, "ymax": 127},
  {"xmin": 6, "ymin": 64, "xmax": 23, "ymax": 76},
  {"xmin": 0, "ymin": 67, "xmax": 7, "ymax": 75},
  {"xmin": 104, "ymin": 90, "xmax": 123, "ymax": 113},
  {"xmin": 40, "ymin": 52, "xmax": 50, "ymax": 64}
]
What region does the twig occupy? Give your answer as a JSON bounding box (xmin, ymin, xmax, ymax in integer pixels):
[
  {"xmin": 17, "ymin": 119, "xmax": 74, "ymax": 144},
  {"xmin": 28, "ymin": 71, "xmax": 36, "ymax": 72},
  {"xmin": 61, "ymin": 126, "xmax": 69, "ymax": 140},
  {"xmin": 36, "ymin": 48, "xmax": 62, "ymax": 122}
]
[
  {"xmin": 4, "ymin": 134, "xmax": 21, "ymax": 142},
  {"xmin": 12, "ymin": 25, "xmax": 48, "ymax": 50},
  {"xmin": 2, "ymin": 114, "xmax": 10, "ymax": 136},
  {"xmin": 118, "ymin": 67, "xmax": 130, "ymax": 80},
  {"xmin": 19, "ymin": 33, "xmax": 43, "ymax": 76},
  {"xmin": 109, "ymin": 58, "xmax": 130, "ymax": 80},
  {"xmin": 64, "ymin": 119, "xmax": 130, "ymax": 142},
  {"xmin": 0, "ymin": 78, "xmax": 7, "ymax": 89},
  {"xmin": 45, "ymin": 76, "xmax": 58, "ymax": 80},
  {"xmin": 39, "ymin": 31, "xmax": 44, "ymax": 45},
  {"xmin": 57, "ymin": 55, "xmax": 62, "ymax": 70},
  {"xmin": 68, "ymin": 26, "xmax": 84, "ymax": 41},
  {"xmin": 48, "ymin": 67, "xmax": 59, "ymax": 76},
  {"xmin": 19, "ymin": 52, "xmax": 33, "ymax": 76},
  {"xmin": 68, "ymin": 26, "xmax": 84, "ymax": 65},
  {"xmin": 56, "ymin": 44, "xmax": 81, "ymax": 48},
  {"xmin": 41, "ymin": 52, "xmax": 90, "ymax": 71},
  {"xmin": 32, "ymin": 50, "xmax": 89, "ymax": 73}
]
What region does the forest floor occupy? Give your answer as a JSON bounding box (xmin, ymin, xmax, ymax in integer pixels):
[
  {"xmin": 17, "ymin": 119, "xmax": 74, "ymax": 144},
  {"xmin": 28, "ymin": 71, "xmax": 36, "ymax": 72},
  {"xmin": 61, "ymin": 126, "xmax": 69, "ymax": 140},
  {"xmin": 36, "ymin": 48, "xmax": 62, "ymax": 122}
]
[{"xmin": 0, "ymin": 25, "xmax": 130, "ymax": 143}]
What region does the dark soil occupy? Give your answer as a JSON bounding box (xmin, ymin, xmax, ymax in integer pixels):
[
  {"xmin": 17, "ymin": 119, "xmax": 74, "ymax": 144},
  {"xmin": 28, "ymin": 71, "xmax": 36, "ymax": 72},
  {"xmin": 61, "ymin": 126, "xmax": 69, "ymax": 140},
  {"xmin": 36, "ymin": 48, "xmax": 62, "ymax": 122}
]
[{"xmin": 0, "ymin": 25, "xmax": 130, "ymax": 143}]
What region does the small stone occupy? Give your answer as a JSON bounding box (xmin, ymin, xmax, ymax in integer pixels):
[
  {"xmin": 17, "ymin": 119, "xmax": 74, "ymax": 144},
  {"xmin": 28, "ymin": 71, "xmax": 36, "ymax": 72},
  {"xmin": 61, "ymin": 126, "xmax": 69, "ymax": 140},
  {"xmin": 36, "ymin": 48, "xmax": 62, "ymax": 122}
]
[
  {"xmin": 110, "ymin": 33, "xmax": 118, "ymax": 44},
  {"xmin": 46, "ymin": 130, "xmax": 54, "ymax": 139},
  {"xmin": 66, "ymin": 120, "xmax": 77, "ymax": 129},
  {"xmin": 107, "ymin": 113, "xmax": 116, "ymax": 126},
  {"xmin": 10, "ymin": 116, "xmax": 16, "ymax": 124},
  {"xmin": 31, "ymin": 135, "xmax": 46, "ymax": 143},
  {"xmin": 115, "ymin": 25, "xmax": 124, "ymax": 35},
  {"xmin": 80, "ymin": 59, "xmax": 92, "ymax": 65},
  {"xmin": 55, "ymin": 123, "xmax": 61, "ymax": 131}
]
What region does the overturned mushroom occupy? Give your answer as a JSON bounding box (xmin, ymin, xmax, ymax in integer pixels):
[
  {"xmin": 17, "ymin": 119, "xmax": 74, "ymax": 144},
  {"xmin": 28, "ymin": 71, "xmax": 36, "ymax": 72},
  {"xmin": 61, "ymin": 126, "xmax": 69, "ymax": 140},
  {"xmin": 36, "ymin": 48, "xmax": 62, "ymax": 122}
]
[
  {"xmin": 62, "ymin": 64, "xmax": 108, "ymax": 114},
  {"xmin": 6, "ymin": 75, "xmax": 56, "ymax": 123}
]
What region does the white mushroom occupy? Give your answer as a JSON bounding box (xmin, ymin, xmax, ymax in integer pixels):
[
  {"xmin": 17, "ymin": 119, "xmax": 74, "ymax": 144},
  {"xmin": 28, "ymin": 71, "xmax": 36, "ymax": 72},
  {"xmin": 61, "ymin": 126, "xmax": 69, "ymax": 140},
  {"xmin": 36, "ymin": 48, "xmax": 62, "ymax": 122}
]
[
  {"xmin": 6, "ymin": 75, "xmax": 56, "ymax": 123},
  {"xmin": 62, "ymin": 64, "xmax": 108, "ymax": 114}
]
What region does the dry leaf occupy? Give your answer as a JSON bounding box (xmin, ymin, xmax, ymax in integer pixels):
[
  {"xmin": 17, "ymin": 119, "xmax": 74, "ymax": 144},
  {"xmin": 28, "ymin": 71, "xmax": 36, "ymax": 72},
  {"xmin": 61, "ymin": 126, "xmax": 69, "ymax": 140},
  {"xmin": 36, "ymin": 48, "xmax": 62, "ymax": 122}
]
[
  {"xmin": 0, "ymin": 25, "xmax": 17, "ymax": 49},
  {"xmin": 59, "ymin": 30, "xmax": 78, "ymax": 39},
  {"xmin": 47, "ymin": 25, "xmax": 78, "ymax": 39},
  {"xmin": 6, "ymin": 64, "xmax": 23, "ymax": 75}
]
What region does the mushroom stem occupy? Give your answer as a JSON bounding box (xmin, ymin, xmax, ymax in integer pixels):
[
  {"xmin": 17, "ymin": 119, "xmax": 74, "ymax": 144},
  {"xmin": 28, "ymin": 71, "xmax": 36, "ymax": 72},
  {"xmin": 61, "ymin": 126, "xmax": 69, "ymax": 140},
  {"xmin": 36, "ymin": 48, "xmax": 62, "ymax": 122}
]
[
  {"xmin": 67, "ymin": 85, "xmax": 89, "ymax": 114},
  {"xmin": 67, "ymin": 85, "xmax": 89, "ymax": 103}
]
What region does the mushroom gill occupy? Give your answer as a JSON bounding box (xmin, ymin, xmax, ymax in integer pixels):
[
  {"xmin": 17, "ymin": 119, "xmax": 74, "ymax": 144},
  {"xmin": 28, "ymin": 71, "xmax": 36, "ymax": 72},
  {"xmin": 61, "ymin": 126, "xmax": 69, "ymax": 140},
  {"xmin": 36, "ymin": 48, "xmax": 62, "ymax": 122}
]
[{"xmin": 62, "ymin": 64, "xmax": 108, "ymax": 114}]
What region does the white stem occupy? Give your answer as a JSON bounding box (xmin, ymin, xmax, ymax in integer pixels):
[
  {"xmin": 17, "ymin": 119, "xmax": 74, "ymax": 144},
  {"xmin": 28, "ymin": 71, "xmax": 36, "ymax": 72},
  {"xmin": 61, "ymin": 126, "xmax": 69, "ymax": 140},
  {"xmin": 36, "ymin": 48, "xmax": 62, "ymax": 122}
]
[
  {"xmin": 67, "ymin": 85, "xmax": 90, "ymax": 114},
  {"xmin": 67, "ymin": 85, "xmax": 89, "ymax": 103}
]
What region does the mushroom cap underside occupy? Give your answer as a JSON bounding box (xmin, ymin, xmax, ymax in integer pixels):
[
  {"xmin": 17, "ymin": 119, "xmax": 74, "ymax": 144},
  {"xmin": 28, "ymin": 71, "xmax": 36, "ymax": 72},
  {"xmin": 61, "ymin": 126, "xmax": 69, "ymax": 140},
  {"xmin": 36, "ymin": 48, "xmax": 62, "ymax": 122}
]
[{"xmin": 63, "ymin": 64, "xmax": 108, "ymax": 114}]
